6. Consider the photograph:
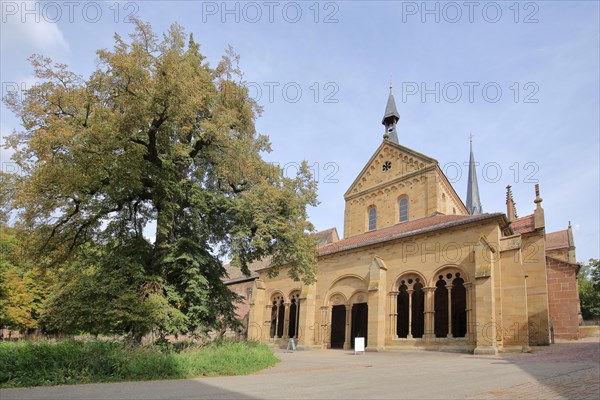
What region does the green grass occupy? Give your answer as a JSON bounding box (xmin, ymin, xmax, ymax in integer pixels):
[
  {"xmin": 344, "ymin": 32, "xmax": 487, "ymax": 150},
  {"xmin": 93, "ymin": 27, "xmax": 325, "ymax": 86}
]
[{"xmin": 0, "ymin": 339, "xmax": 278, "ymax": 388}]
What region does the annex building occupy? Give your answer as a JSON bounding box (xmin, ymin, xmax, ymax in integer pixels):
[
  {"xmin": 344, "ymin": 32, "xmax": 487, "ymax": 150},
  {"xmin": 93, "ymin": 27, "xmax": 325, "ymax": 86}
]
[{"xmin": 227, "ymin": 89, "xmax": 581, "ymax": 354}]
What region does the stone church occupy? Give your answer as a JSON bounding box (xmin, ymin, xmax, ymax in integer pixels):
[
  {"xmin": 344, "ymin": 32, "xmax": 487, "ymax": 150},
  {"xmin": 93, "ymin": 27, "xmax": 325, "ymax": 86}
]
[{"xmin": 226, "ymin": 88, "xmax": 581, "ymax": 354}]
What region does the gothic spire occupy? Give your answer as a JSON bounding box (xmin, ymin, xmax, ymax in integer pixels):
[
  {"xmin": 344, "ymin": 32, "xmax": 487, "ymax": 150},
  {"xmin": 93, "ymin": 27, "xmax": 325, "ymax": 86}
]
[
  {"xmin": 382, "ymin": 82, "xmax": 400, "ymax": 143},
  {"xmin": 506, "ymin": 185, "xmax": 517, "ymax": 222},
  {"xmin": 466, "ymin": 135, "xmax": 483, "ymax": 215}
]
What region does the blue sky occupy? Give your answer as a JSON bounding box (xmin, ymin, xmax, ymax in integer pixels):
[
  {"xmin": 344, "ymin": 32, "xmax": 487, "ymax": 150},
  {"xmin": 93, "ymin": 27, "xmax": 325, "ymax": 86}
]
[{"xmin": 1, "ymin": 1, "xmax": 599, "ymax": 263}]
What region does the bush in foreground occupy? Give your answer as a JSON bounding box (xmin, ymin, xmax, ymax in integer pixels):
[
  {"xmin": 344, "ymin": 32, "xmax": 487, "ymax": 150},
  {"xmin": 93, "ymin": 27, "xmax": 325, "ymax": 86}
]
[{"xmin": 0, "ymin": 339, "xmax": 278, "ymax": 388}]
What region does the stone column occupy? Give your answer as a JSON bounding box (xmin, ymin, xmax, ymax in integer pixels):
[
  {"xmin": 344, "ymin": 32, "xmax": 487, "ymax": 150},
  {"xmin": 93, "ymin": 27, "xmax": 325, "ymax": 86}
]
[
  {"xmin": 446, "ymin": 284, "xmax": 453, "ymax": 338},
  {"xmin": 320, "ymin": 306, "xmax": 330, "ymax": 348},
  {"xmin": 407, "ymin": 289, "xmax": 414, "ymax": 339},
  {"xmin": 283, "ymin": 302, "xmax": 291, "ymax": 339},
  {"xmin": 344, "ymin": 305, "xmax": 352, "ymax": 350},
  {"xmin": 265, "ymin": 305, "xmax": 273, "ymax": 340},
  {"xmin": 389, "ymin": 291, "xmax": 398, "ymax": 339},
  {"xmin": 423, "ymin": 286, "xmax": 436, "ymax": 341}
]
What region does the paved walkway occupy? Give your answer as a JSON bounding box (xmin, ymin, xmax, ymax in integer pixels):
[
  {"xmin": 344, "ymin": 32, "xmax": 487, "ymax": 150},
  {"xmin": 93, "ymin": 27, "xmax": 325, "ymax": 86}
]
[{"xmin": 2, "ymin": 338, "xmax": 598, "ymax": 399}]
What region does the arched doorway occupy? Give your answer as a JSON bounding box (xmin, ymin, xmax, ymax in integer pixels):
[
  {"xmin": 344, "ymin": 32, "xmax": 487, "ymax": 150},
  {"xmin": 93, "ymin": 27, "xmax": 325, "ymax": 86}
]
[
  {"xmin": 330, "ymin": 304, "xmax": 346, "ymax": 349},
  {"xmin": 351, "ymin": 302, "xmax": 368, "ymax": 348},
  {"xmin": 396, "ymin": 274, "xmax": 425, "ymax": 339}
]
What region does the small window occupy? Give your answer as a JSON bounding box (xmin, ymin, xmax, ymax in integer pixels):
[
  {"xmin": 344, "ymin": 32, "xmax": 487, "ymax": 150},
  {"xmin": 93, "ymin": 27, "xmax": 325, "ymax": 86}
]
[
  {"xmin": 399, "ymin": 198, "xmax": 409, "ymax": 222},
  {"xmin": 246, "ymin": 287, "xmax": 253, "ymax": 300},
  {"xmin": 368, "ymin": 207, "xmax": 377, "ymax": 231}
]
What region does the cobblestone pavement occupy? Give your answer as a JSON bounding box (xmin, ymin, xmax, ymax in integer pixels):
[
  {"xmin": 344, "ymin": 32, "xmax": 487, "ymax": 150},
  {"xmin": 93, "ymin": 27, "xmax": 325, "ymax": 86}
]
[
  {"xmin": 2, "ymin": 338, "xmax": 599, "ymax": 399},
  {"xmin": 470, "ymin": 338, "xmax": 600, "ymax": 400}
]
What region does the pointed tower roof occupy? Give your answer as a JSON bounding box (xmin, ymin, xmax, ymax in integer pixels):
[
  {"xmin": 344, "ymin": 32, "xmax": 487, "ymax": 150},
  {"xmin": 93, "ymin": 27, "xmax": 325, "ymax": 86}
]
[
  {"xmin": 466, "ymin": 136, "xmax": 483, "ymax": 215},
  {"xmin": 382, "ymin": 83, "xmax": 400, "ymax": 143},
  {"xmin": 506, "ymin": 185, "xmax": 518, "ymax": 222}
]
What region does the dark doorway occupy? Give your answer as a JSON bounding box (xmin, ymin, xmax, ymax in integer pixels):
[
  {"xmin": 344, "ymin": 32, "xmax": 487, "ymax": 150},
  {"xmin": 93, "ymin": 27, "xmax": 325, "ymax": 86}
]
[
  {"xmin": 412, "ymin": 282, "xmax": 425, "ymax": 338},
  {"xmin": 288, "ymin": 298, "xmax": 300, "ymax": 338},
  {"xmin": 397, "ymin": 285, "xmax": 409, "ymax": 338},
  {"xmin": 276, "ymin": 301, "xmax": 285, "ymax": 338},
  {"xmin": 351, "ymin": 303, "xmax": 368, "ymax": 349},
  {"xmin": 451, "ymin": 276, "xmax": 467, "ymax": 338},
  {"xmin": 330, "ymin": 305, "xmax": 346, "ymax": 349},
  {"xmin": 434, "ymin": 279, "xmax": 448, "ymax": 338}
]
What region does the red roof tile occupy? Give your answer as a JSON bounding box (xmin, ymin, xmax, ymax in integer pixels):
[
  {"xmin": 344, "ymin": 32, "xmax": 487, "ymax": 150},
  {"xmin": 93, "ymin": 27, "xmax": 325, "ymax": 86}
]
[
  {"xmin": 546, "ymin": 230, "xmax": 569, "ymax": 251},
  {"xmin": 511, "ymin": 215, "xmax": 535, "ymax": 234},
  {"xmin": 318, "ymin": 213, "xmax": 505, "ymax": 256}
]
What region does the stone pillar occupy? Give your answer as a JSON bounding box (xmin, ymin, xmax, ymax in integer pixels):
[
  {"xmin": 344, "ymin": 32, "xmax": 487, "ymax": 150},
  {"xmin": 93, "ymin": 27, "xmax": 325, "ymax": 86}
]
[
  {"xmin": 407, "ymin": 289, "xmax": 414, "ymax": 339},
  {"xmin": 464, "ymin": 282, "xmax": 473, "ymax": 342},
  {"xmin": 297, "ymin": 284, "xmax": 316, "ymax": 349},
  {"xmin": 473, "ymin": 237, "xmax": 498, "ymax": 355},
  {"xmin": 283, "ymin": 302, "xmax": 291, "ymax": 339},
  {"xmin": 344, "ymin": 305, "xmax": 352, "ymax": 350},
  {"xmin": 446, "ymin": 284, "xmax": 453, "ymax": 338},
  {"xmin": 423, "ymin": 286, "xmax": 436, "ymax": 341},
  {"xmin": 247, "ymin": 279, "xmax": 266, "ymax": 341},
  {"xmin": 320, "ymin": 306, "xmax": 330, "ymax": 348},
  {"xmin": 389, "ymin": 291, "xmax": 398, "ymax": 339},
  {"xmin": 265, "ymin": 305, "xmax": 273, "ymax": 340},
  {"xmin": 367, "ymin": 256, "xmax": 388, "ymax": 351}
]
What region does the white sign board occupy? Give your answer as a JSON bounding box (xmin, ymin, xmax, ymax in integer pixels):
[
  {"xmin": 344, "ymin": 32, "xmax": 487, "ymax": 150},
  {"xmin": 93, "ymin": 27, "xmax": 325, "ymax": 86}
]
[{"xmin": 354, "ymin": 337, "xmax": 365, "ymax": 354}]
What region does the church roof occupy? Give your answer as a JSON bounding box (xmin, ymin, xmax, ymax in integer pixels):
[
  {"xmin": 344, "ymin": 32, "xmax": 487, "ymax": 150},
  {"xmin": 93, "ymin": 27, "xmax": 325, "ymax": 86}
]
[
  {"xmin": 318, "ymin": 213, "xmax": 506, "ymax": 256},
  {"xmin": 511, "ymin": 214, "xmax": 535, "ymax": 234},
  {"xmin": 223, "ymin": 227, "xmax": 339, "ymax": 283},
  {"xmin": 546, "ymin": 230, "xmax": 569, "ymax": 250}
]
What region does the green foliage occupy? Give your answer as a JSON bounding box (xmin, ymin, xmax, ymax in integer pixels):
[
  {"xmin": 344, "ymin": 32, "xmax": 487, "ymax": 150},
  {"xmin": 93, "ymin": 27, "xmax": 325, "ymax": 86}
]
[
  {"xmin": 0, "ymin": 339, "xmax": 277, "ymax": 388},
  {"xmin": 579, "ymin": 258, "xmax": 600, "ymax": 321},
  {"xmin": 3, "ymin": 20, "xmax": 317, "ymax": 337}
]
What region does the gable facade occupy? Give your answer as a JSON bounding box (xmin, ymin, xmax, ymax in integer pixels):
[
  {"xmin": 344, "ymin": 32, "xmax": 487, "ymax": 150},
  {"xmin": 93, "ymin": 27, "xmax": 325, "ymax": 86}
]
[{"xmin": 242, "ymin": 92, "xmax": 580, "ymax": 352}]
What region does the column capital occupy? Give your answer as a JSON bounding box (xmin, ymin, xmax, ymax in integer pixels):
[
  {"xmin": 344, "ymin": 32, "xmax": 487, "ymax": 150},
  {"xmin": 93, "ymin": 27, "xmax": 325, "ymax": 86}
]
[{"xmin": 389, "ymin": 291, "xmax": 399, "ymax": 296}]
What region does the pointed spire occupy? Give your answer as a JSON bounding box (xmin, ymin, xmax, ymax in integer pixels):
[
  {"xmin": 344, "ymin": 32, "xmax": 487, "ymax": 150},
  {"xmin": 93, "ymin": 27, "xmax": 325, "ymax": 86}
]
[
  {"xmin": 506, "ymin": 185, "xmax": 518, "ymax": 222},
  {"xmin": 533, "ymin": 184, "xmax": 545, "ymax": 230},
  {"xmin": 382, "ymin": 82, "xmax": 400, "ymax": 143},
  {"xmin": 466, "ymin": 136, "xmax": 483, "ymax": 215}
]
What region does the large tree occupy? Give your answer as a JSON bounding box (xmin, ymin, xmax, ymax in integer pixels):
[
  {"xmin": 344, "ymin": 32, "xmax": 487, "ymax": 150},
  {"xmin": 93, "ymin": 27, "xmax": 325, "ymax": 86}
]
[
  {"xmin": 4, "ymin": 21, "xmax": 318, "ymax": 339},
  {"xmin": 579, "ymin": 258, "xmax": 600, "ymax": 321}
]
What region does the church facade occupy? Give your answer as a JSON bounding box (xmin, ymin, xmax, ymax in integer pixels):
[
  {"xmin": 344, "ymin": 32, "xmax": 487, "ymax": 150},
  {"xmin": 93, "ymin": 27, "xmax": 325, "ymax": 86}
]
[{"xmin": 237, "ymin": 89, "xmax": 581, "ymax": 354}]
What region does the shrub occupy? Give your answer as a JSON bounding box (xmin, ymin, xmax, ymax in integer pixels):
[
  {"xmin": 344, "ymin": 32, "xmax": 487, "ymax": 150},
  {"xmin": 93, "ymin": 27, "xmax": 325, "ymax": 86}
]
[{"xmin": 0, "ymin": 339, "xmax": 277, "ymax": 388}]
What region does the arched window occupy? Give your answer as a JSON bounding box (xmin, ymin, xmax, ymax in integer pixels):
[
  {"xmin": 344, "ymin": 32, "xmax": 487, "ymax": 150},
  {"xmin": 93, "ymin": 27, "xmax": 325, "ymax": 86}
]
[
  {"xmin": 396, "ymin": 276, "xmax": 425, "ymax": 339},
  {"xmin": 433, "ymin": 271, "xmax": 468, "ymax": 338},
  {"xmin": 270, "ymin": 295, "xmax": 285, "ymax": 339},
  {"xmin": 399, "ymin": 198, "xmax": 409, "ymax": 222},
  {"xmin": 368, "ymin": 207, "xmax": 377, "ymax": 231},
  {"xmin": 288, "ymin": 292, "xmax": 301, "ymax": 339}
]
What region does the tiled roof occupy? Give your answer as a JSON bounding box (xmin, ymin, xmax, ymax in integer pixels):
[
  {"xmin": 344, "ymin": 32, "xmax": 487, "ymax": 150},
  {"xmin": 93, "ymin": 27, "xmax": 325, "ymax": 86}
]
[
  {"xmin": 223, "ymin": 227, "xmax": 339, "ymax": 284},
  {"xmin": 511, "ymin": 215, "xmax": 535, "ymax": 234},
  {"xmin": 315, "ymin": 227, "xmax": 339, "ymax": 247},
  {"xmin": 546, "ymin": 230, "xmax": 569, "ymax": 251},
  {"xmin": 223, "ymin": 258, "xmax": 269, "ymax": 284},
  {"xmin": 318, "ymin": 213, "xmax": 505, "ymax": 257}
]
